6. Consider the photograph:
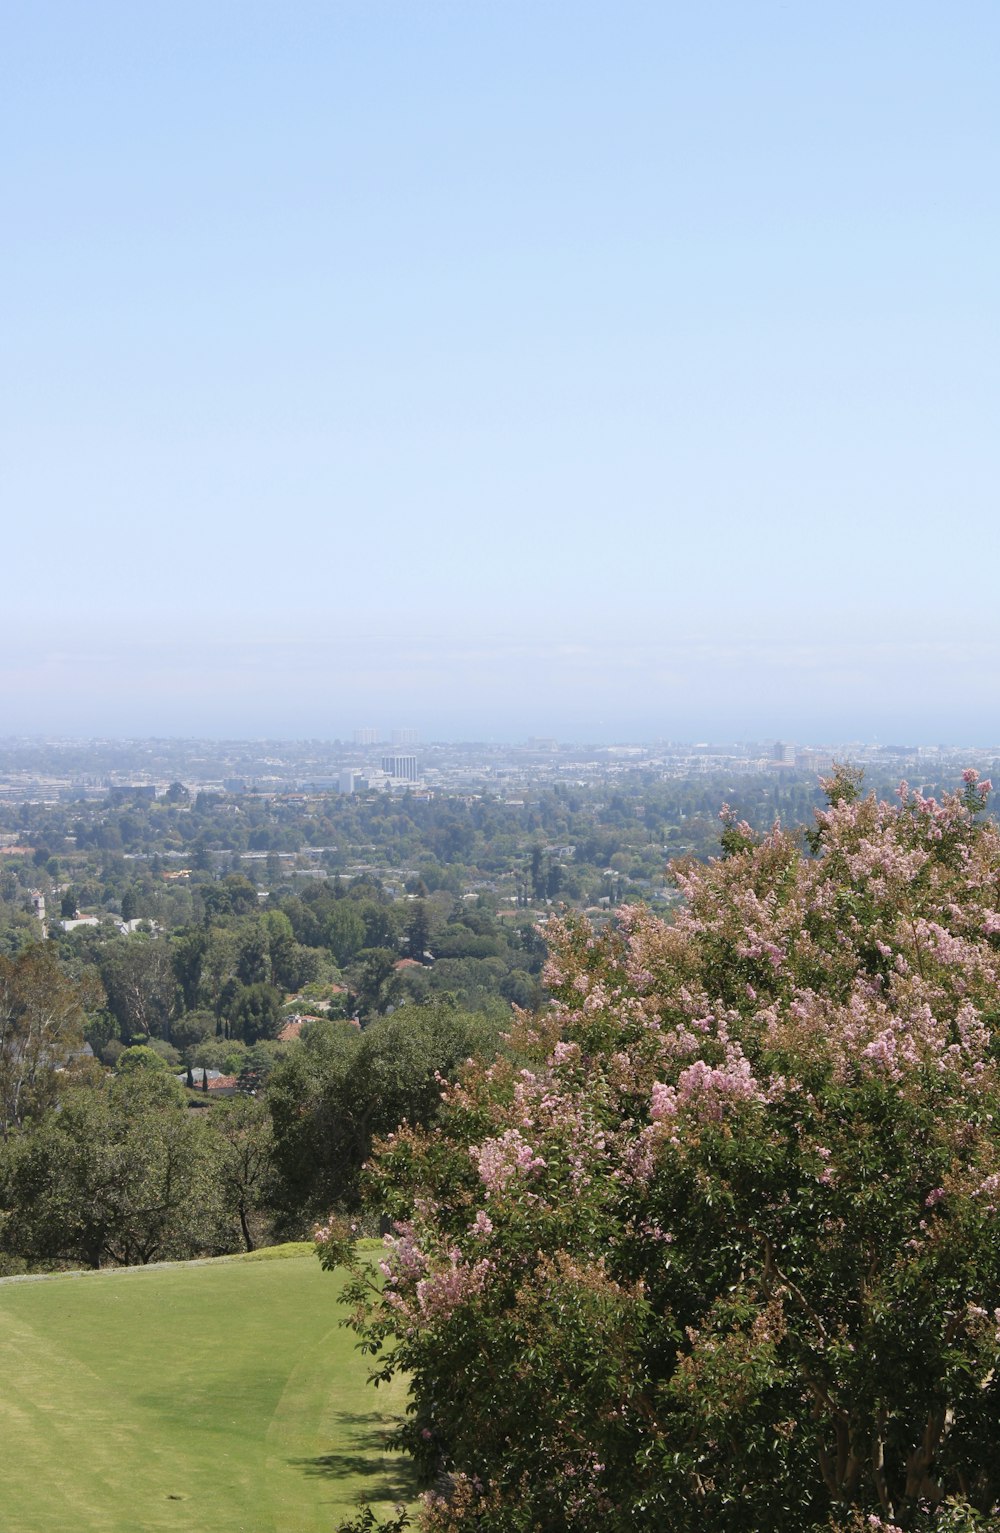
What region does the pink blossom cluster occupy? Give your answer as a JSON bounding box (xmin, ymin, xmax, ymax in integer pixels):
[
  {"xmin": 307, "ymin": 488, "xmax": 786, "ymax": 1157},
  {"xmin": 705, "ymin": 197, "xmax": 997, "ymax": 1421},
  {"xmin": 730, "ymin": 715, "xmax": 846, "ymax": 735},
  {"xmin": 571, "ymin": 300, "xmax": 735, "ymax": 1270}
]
[
  {"xmin": 963, "ymin": 767, "xmax": 993, "ymax": 797},
  {"xmin": 472, "ymin": 1128, "xmax": 547, "ymax": 1193},
  {"xmin": 415, "ymin": 1251, "xmax": 493, "ymax": 1320},
  {"xmin": 971, "ymin": 1172, "xmax": 1000, "ymax": 1213},
  {"xmin": 382, "ymin": 1219, "xmax": 428, "ymax": 1278},
  {"xmin": 650, "ymin": 1047, "xmax": 763, "ymax": 1124},
  {"xmin": 860, "ymin": 1023, "xmax": 920, "ymax": 1082},
  {"xmin": 841, "ymin": 837, "xmax": 929, "ymax": 895}
]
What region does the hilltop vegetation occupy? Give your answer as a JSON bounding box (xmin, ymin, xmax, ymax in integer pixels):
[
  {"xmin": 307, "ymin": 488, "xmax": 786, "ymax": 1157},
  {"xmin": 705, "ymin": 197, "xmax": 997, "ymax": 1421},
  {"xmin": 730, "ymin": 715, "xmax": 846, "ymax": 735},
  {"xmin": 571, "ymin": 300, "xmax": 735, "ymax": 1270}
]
[
  {"xmin": 7, "ymin": 761, "xmax": 1000, "ymax": 1532},
  {"xmin": 0, "ymin": 765, "xmax": 838, "ymax": 1270}
]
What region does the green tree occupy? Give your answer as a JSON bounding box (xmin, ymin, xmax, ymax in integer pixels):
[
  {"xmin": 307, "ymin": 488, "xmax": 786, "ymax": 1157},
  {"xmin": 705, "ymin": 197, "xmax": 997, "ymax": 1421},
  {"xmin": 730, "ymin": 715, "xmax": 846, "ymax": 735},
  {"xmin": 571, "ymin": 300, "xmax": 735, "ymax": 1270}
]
[
  {"xmin": 228, "ymin": 982, "xmax": 283, "ymax": 1044},
  {"xmin": 210, "ymin": 1094, "xmax": 275, "ymax": 1251},
  {"xmin": 115, "ymin": 1043, "xmax": 170, "ymax": 1074},
  {"xmin": 2, "ymin": 1072, "xmax": 219, "ymax": 1268},
  {"xmin": 169, "ymin": 1007, "xmax": 217, "ymax": 1055},
  {"xmin": 269, "ymin": 1006, "xmax": 504, "ymax": 1223},
  {"xmin": 171, "ymin": 928, "xmax": 207, "ymax": 1011},
  {"xmin": 264, "ymin": 909, "xmax": 321, "ymax": 991},
  {"xmin": 98, "ymin": 935, "xmax": 174, "ymax": 1041},
  {"xmin": 199, "ymin": 928, "xmax": 238, "ymax": 1016},
  {"xmin": 0, "ymin": 945, "xmax": 93, "ymax": 1139},
  {"xmin": 405, "ymin": 901, "xmax": 431, "ymax": 961},
  {"xmin": 221, "ymin": 875, "xmax": 259, "ymax": 916},
  {"xmin": 351, "ymin": 947, "xmax": 400, "ymax": 1022},
  {"xmin": 324, "ymin": 902, "xmax": 367, "ymax": 967},
  {"xmin": 236, "ymin": 918, "xmax": 271, "ymax": 986}
]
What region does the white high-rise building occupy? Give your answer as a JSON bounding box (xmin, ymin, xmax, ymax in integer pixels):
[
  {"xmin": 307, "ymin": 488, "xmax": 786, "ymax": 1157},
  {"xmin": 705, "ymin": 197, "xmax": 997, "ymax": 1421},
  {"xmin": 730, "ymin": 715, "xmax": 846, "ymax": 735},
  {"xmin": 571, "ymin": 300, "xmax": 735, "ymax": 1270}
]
[
  {"xmin": 353, "ymin": 728, "xmax": 379, "ymax": 746},
  {"xmin": 381, "ymin": 754, "xmax": 418, "ymax": 782}
]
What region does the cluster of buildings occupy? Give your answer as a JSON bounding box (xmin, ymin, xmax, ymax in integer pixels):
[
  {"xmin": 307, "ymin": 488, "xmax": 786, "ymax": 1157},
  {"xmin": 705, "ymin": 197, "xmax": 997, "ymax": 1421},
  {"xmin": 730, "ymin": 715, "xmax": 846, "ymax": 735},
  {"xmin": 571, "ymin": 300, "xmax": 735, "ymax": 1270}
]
[
  {"xmin": 337, "ymin": 752, "xmax": 420, "ymax": 795},
  {"xmin": 2, "ymin": 734, "xmax": 1000, "ymax": 811}
]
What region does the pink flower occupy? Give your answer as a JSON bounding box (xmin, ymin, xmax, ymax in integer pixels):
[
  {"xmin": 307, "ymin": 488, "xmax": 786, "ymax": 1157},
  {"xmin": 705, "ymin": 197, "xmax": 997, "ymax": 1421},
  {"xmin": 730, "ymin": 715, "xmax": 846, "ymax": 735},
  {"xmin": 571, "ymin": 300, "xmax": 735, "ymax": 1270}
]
[
  {"xmin": 650, "ymin": 1048, "xmax": 763, "ymax": 1126},
  {"xmin": 415, "ymin": 1253, "xmax": 493, "ymax": 1320},
  {"xmin": 650, "ymin": 1081, "xmax": 678, "ymax": 1120},
  {"xmin": 472, "ymin": 1129, "xmax": 547, "ymax": 1193}
]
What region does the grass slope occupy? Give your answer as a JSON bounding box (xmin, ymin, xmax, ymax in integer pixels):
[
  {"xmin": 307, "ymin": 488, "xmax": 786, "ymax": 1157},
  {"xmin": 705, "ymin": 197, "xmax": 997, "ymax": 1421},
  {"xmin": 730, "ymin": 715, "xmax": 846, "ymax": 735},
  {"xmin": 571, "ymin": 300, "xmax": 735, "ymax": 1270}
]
[{"xmin": 0, "ymin": 1252, "xmax": 412, "ymax": 1533}]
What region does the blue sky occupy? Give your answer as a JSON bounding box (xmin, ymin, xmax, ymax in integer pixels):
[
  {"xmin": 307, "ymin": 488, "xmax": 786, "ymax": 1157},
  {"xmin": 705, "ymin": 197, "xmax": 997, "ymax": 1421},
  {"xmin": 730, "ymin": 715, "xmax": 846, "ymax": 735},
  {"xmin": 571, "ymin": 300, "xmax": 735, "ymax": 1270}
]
[{"xmin": 2, "ymin": 1, "xmax": 998, "ymax": 741}]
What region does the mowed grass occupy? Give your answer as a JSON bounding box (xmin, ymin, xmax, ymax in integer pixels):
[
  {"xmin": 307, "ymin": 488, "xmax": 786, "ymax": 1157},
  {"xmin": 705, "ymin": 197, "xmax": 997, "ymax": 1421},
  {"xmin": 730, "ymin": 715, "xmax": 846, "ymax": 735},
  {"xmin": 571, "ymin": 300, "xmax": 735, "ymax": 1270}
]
[{"xmin": 0, "ymin": 1251, "xmax": 413, "ymax": 1533}]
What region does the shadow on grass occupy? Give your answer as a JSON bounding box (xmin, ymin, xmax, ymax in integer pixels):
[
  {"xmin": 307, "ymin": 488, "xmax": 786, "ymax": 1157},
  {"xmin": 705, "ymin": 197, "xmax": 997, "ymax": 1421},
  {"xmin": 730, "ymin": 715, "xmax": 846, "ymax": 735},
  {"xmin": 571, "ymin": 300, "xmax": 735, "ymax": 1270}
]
[{"xmin": 289, "ymin": 1409, "xmax": 414, "ymax": 1501}]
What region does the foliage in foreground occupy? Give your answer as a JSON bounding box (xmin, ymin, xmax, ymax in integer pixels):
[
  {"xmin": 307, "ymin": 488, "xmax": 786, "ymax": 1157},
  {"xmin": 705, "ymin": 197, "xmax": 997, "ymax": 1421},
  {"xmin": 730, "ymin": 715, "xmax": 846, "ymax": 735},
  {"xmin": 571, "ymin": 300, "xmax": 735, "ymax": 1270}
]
[{"xmin": 320, "ymin": 771, "xmax": 1000, "ymax": 1532}]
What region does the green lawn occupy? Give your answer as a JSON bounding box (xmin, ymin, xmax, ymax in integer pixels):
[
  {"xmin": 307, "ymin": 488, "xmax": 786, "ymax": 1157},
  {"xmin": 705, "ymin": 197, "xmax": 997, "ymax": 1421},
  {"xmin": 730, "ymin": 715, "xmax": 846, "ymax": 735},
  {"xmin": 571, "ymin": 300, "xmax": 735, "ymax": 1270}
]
[{"xmin": 0, "ymin": 1251, "xmax": 413, "ymax": 1533}]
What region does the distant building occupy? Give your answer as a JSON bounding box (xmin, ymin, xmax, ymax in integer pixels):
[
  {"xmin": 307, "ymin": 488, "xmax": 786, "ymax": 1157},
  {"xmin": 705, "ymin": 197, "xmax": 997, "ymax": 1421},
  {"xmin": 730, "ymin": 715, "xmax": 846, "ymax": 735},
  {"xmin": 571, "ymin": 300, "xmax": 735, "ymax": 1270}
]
[
  {"xmin": 392, "ymin": 728, "xmax": 419, "ymax": 747},
  {"xmin": 176, "ymin": 1068, "xmax": 238, "ymax": 1096},
  {"xmin": 353, "ymin": 728, "xmax": 379, "ymax": 746},
  {"xmin": 338, "ymin": 769, "xmax": 362, "ymax": 795},
  {"xmin": 796, "ymin": 750, "xmax": 834, "ymax": 773},
  {"xmin": 382, "ymin": 754, "xmax": 418, "ymax": 782}
]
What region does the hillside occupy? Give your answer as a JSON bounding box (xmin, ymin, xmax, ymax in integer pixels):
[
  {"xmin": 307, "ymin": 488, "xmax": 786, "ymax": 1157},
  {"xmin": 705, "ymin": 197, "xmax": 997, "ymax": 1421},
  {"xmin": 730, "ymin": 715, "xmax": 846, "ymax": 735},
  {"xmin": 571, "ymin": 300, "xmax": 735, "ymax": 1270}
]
[{"xmin": 0, "ymin": 1250, "xmax": 412, "ymax": 1532}]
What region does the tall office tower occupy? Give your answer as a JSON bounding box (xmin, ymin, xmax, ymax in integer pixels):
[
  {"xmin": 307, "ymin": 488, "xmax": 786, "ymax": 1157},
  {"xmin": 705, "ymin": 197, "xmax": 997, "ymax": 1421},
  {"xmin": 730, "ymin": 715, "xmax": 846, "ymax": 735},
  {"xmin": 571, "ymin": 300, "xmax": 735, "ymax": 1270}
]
[
  {"xmin": 353, "ymin": 728, "xmax": 379, "ymax": 746},
  {"xmin": 392, "ymin": 728, "xmax": 419, "ymax": 747},
  {"xmin": 381, "ymin": 754, "xmax": 418, "ymax": 782}
]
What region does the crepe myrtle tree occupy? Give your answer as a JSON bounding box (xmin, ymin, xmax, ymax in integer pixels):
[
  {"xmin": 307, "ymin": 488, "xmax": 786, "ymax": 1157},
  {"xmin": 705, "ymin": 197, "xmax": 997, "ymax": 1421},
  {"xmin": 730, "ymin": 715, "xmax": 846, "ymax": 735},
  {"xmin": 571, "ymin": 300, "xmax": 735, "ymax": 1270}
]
[{"xmin": 318, "ymin": 770, "xmax": 1000, "ymax": 1533}]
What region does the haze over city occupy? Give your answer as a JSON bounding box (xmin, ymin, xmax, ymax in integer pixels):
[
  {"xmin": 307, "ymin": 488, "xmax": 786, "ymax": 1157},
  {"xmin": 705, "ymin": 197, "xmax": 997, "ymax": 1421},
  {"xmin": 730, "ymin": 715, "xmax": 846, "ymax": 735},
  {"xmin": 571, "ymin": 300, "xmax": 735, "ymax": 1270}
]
[{"xmin": 3, "ymin": 1, "xmax": 998, "ymax": 740}]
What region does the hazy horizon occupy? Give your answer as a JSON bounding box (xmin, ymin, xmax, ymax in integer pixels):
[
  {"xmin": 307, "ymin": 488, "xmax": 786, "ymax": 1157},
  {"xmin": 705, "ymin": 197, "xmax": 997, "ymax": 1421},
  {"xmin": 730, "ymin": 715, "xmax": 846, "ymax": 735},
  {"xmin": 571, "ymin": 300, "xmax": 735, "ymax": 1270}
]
[
  {"xmin": 3, "ymin": 3, "xmax": 998, "ymax": 742},
  {"xmin": 2, "ymin": 623, "xmax": 998, "ymax": 744}
]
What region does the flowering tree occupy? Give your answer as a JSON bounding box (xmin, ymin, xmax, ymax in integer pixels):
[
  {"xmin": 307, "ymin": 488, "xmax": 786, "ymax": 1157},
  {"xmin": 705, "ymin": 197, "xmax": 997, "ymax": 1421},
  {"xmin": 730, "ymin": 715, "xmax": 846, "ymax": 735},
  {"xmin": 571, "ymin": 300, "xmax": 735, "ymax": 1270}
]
[{"xmin": 319, "ymin": 771, "xmax": 1000, "ymax": 1532}]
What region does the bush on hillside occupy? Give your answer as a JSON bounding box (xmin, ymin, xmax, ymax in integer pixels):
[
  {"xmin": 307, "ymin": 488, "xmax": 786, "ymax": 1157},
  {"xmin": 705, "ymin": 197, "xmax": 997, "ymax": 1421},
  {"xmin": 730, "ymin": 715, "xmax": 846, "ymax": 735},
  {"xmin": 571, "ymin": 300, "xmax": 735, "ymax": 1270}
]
[{"xmin": 322, "ymin": 771, "xmax": 1000, "ymax": 1532}]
